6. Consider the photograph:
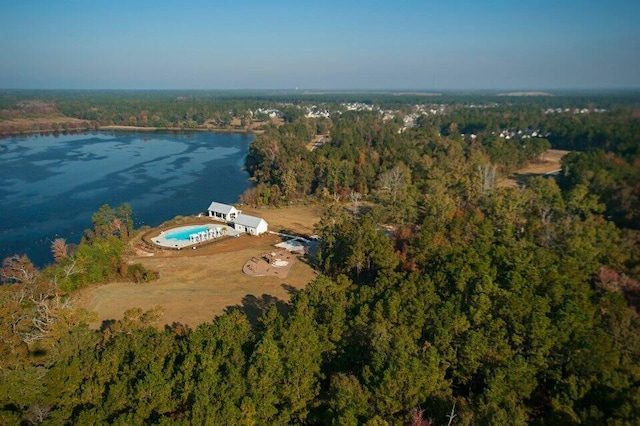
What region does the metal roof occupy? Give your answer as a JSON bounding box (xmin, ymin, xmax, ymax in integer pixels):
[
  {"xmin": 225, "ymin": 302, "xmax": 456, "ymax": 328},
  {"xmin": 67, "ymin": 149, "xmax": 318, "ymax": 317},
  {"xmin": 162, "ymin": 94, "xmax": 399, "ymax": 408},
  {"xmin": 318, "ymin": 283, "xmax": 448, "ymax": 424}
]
[
  {"xmin": 207, "ymin": 201, "xmax": 239, "ymax": 215},
  {"xmin": 234, "ymin": 213, "xmax": 267, "ymax": 229}
]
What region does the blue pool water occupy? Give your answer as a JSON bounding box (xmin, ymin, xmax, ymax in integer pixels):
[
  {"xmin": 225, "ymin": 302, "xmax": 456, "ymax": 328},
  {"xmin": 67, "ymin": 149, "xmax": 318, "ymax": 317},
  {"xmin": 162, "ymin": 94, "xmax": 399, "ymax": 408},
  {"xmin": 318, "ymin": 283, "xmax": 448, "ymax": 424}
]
[{"xmin": 165, "ymin": 226, "xmax": 211, "ymax": 241}]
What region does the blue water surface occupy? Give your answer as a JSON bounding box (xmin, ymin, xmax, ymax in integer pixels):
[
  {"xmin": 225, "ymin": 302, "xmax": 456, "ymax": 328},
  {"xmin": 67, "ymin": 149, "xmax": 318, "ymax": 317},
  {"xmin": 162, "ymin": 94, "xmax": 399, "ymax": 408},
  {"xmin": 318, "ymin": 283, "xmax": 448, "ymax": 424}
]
[
  {"xmin": 165, "ymin": 226, "xmax": 211, "ymax": 241},
  {"xmin": 0, "ymin": 131, "xmax": 254, "ymax": 267}
]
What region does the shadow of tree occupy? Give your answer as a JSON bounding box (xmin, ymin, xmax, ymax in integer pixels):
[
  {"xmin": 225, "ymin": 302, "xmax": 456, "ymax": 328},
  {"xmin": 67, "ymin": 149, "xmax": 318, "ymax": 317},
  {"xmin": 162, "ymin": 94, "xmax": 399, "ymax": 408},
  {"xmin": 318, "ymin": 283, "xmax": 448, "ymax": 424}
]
[
  {"xmin": 512, "ymin": 172, "xmax": 559, "ymax": 187},
  {"xmin": 100, "ymin": 319, "xmax": 116, "ymax": 332},
  {"xmin": 164, "ymin": 321, "xmax": 191, "ymax": 338},
  {"xmin": 281, "ymin": 283, "xmax": 299, "ymax": 298},
  {"xmin": 224, "ymin": 293, "xmax": 290, "ymax": 330},
  {"xmin": 275, "ymin": 228, "xmax": 310, "ymax": 239}
]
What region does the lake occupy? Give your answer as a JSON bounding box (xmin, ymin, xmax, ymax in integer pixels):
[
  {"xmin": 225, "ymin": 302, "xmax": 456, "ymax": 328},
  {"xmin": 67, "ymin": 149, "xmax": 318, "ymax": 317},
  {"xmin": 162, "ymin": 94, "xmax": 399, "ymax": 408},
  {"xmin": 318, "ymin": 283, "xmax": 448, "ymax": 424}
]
[{"xmin": 0, "ymin": 131, "xmax": 254, "ymax": 267}]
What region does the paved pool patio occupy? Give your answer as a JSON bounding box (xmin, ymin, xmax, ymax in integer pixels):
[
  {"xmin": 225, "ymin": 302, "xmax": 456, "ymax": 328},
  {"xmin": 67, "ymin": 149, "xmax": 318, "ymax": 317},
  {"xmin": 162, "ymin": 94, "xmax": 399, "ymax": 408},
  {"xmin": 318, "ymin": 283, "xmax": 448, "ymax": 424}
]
[{"xmin": 151, "ymin": 224, "xmax": 242, "ymax": 249}]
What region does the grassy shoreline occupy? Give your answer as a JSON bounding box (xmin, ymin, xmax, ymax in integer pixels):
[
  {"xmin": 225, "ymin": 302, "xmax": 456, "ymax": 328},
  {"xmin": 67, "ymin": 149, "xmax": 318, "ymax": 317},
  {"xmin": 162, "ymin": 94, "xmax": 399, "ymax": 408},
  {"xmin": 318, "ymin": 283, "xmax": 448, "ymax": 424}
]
[
  {"xmin": 98, "ymin": 124, "xmax": 259, "ymax": 134},
  {"xmin": 0, "ymin": 125, "xmax": 264, "ymax": 139},
  {"xmin": 0, "ymin": 122, "xmax": 262, "ymax": 137}
]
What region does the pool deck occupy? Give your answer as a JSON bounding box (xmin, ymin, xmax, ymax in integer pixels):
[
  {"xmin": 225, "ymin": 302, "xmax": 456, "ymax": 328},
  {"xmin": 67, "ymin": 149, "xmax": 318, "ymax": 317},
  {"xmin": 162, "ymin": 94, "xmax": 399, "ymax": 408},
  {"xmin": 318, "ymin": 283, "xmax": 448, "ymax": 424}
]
[{"xmin": 151, "ymin": 224, "xmax": 243, "ymax": 249}]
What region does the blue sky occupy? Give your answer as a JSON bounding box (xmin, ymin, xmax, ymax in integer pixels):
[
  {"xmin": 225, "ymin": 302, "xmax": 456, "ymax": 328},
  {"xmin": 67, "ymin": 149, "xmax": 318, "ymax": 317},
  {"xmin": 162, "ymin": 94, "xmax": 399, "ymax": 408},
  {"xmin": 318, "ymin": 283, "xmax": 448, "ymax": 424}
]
[{"xmin": 1, "ymin": 0, "xmax": 638, "ymax": 90}]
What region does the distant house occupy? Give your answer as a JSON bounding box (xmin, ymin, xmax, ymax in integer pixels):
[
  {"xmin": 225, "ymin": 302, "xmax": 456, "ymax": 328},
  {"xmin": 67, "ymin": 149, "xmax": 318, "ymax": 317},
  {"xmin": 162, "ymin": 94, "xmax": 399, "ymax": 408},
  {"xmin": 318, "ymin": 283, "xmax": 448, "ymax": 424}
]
[
  {"xmin": 233, "ymin": 213, "xmax": 268, "ymax": 236},
  {"xmin": 207, "ymin": 202, "xmax": 240, "ymax": 222}
]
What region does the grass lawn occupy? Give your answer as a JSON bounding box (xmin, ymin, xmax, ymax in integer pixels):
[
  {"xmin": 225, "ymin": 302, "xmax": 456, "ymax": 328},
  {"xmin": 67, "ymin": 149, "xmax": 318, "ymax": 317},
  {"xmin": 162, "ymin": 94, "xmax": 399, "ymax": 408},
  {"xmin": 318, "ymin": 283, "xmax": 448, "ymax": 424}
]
[{"xmin": 76, "ymin": 205, "xmax": 322, "ymax": 328}]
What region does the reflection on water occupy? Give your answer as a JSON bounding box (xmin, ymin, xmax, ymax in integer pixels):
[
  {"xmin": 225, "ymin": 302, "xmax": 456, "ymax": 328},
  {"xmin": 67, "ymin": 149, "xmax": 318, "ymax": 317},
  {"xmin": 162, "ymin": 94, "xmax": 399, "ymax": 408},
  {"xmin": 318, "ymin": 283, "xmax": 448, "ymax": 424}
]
[{"xmin": 0, "ymin": 131, "xmax": 254, "ymax": 267}]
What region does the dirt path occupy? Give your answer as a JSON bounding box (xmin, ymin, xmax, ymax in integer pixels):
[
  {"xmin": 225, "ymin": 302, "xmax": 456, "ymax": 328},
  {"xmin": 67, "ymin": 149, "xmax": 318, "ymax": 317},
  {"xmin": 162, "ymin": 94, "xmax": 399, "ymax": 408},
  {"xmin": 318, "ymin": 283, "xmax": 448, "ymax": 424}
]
[{"xmin": 76, "ymin": 206, "xmax": 323, "ymax": 328}]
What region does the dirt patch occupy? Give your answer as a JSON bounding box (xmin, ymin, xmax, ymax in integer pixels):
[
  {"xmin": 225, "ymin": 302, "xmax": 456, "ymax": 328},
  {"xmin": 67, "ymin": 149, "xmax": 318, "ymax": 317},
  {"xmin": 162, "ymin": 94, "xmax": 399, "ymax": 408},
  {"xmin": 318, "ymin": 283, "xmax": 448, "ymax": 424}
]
[
  {"xmin": 498, "ymin": 149, "xmax": 570, "ymax": 188},
  {"xmin": 243, "ymin": 250, "xmax": 297, "ymax": 277},
  {"xmin": 306, "ymin": 134, "xmax": 330, "ymax": 151},
  {"xmin": 75, "ymin": 206, "xmax": 323, "ymax": 328}
]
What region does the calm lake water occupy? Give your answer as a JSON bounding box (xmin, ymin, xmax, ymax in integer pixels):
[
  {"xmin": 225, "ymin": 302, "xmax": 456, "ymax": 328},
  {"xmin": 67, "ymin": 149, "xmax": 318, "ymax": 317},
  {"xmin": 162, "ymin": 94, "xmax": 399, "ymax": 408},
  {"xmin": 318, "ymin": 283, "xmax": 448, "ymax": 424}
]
[{"xmin": 0, "ymin": 131, "xmax": 254, "ymax": 267}]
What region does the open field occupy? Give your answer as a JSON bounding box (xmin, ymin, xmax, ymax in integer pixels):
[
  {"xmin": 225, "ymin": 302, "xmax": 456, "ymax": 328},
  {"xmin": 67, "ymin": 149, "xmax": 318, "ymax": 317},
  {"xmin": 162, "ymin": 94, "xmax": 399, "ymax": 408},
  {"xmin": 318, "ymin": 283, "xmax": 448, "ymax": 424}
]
[
  {"xmin": 498, "ymin": 149, "xmax": 570, "ymax": 188},
  {"xmin": 0, "ymin": 116, "xmax": 93, "ymax": 135},
  {"xmin": 76, "ymin": 205, "xmax": 322, "ymax": 328},
  {"xmin": 1, "ymin": 116, "xmax": 283, "ymax": 136},
  {"xmin": 242, "ymin": 205, "xmax": 322, "ymax": 235},
  {"xmin": 0, "ymin": 116, "xmax": 87, "ymax": 125}
]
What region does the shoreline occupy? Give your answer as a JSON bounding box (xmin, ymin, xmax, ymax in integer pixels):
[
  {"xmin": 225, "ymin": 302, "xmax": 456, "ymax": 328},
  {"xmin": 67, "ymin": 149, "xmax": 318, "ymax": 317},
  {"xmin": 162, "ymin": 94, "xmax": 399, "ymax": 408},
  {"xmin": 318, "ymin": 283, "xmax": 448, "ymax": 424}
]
[
  {"xmin": 98, "ymin": 125, "xmax": 259, "ymax": 134},
  {"xmin": 0, "ymin": 124, "xmax": 261, "ymax": 138}
]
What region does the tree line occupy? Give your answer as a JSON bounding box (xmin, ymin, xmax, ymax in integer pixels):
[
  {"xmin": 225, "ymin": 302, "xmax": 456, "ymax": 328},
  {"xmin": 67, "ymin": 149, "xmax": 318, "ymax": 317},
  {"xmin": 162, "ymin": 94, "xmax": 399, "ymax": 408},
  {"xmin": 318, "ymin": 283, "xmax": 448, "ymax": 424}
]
[{"xmin": 1, "ymin": 182, "xmax": 638, "ymax": 423}]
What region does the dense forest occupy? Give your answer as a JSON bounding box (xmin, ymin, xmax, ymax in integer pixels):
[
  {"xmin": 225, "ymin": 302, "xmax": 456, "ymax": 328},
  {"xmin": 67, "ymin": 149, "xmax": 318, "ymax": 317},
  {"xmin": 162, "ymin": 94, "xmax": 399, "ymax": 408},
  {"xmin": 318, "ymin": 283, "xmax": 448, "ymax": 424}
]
[{"xmin": 1, "ymin": 92, "xmax": 639, "ymax": 424}]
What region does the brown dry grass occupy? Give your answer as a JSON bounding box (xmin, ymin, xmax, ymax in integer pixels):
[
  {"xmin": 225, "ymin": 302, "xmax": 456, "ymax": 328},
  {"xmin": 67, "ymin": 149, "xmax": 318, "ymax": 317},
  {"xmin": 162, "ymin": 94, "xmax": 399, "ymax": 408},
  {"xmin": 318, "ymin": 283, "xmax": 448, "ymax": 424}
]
[
  {"xmin": 0, "ymin": 116, "xmax": 95, "ymax": 136},
  {"xmin": 76, "ymin": 205, "xmax": 323, "ymax": 328},
  {"xmin": 498, "ymin": 149, "xmax": 570, "ymax": 188},
  {"xmin": 99, "ymin": 125, "xmax": 165, "ymax": 131},
  {"xmin": 1, "ymin": 116, "xmax": 87, "ymax": 125},
  {"xmin": 2, "ymin": 116, "xmax": 282, "ymax": 135},
  {"xmin": 242, "ymin": 205, "xmax": 323, "ymax": 235}
]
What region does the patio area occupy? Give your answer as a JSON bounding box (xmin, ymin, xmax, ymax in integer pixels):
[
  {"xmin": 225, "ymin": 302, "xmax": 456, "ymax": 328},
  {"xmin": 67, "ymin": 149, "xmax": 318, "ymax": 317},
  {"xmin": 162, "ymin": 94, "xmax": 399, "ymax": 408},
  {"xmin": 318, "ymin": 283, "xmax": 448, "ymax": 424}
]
[{"xmin": 242, "ymin": 249, "xmax": 297, "ymax": 278}]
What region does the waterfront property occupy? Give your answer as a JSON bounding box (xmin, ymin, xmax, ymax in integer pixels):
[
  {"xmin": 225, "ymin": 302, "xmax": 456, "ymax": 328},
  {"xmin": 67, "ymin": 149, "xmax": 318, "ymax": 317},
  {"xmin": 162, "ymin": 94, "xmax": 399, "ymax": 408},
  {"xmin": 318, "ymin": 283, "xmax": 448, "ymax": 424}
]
[
  {"xmin": 206, "ymin": 201, "xmax": 269, "ymax": 236},
  {"xmin": 233, "ymin": 213, "xmax": 269, "ymax": 236},
  {"xmin": 208, "ymin": 202, "xmax": 241, "ymax": 222}
]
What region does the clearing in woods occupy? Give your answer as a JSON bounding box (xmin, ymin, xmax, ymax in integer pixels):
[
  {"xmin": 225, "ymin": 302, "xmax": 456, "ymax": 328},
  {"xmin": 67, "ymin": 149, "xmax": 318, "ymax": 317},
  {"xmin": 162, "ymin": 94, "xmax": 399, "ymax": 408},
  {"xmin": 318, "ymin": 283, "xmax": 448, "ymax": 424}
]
[
  {"xmin": 76, "ymin": 205, "xmax": 322, "ymax": 328},
  {"xmin": 498, "ymin": 149, "xmax": 570, "ymax": 188},
  {"xmin": 75, "ymin": 149, "xmax": 570, "ymax": 329}
]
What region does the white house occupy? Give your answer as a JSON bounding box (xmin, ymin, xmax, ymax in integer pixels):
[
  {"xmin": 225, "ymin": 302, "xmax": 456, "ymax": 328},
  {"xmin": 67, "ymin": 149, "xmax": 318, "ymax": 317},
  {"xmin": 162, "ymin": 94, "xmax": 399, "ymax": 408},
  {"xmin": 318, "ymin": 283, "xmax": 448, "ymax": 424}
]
[
  {"xmin": 233, "ymin": 213, "xmax": 268, "ymax": 236},
  {"xmin": 208, "ymin": 202, "xmax": 240, "ymax": 222}
]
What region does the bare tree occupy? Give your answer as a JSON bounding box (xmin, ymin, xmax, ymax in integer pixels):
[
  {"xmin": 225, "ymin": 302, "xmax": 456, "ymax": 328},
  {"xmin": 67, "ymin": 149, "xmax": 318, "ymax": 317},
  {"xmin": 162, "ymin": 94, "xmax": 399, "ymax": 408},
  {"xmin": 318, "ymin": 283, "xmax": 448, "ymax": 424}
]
[
  {"xmin": 446, "ymin": 403, "xmax": 457, "ymax": 426},
  {"xmin": 26, "ymin": 402, "xmax": 51, "ymax": 425},
  {"xmin": 14, "ymin": 280, "xmax": 71, "ymax": 345},
  {"xmin": 408, "ymin": 407, "xmax": 434, "ymax": 426},
  {"xmin": 1, "ymin": 257, "xmax": 74, "ymax": 345},
  {"xmin": 379, "ymin": 165, "xmax": 408, "ymax": 204},
  {"xmin": 1, "ymin": 254, "xmax": 38, "ymax": 285},
  {"xmin": 51, "ymin": 238, "xmax": 68, "ymax": 263},
  {"xmin": 349, "ymin": 191, "xmax": 362, "ymax": 216},
  {"xmin": 62, "ymin": 256, "xmax": 82, "ymax": 279},
  {"xmin": 478, "ymin": 163, "xmax": 497, "ymax": 193}
]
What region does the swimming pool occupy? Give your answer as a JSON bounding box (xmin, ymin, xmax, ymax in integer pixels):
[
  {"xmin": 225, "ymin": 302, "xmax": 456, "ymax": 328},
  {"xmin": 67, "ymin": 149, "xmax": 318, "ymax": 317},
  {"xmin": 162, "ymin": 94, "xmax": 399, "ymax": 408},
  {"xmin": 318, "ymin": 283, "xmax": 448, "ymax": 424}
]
[
  {"xmin": 164, "ymin": 225, "xmax": 211, "ymax": 241},
  {"xmin": 152, "ymin": 223, "xmax": 239, "ymax": 249}
]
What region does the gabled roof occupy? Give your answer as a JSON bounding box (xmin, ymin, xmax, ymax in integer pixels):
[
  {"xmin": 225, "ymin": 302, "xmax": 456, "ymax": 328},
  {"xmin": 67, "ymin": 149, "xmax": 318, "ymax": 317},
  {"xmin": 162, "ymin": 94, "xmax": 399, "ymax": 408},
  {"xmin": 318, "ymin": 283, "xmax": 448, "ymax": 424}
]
[
  {"xmin": 207, "ymin": 201, "xmax": 239, "ymax": 215},
  {"xmin": 234, "ymin": 213, "xmax": 267, "ymax": 229}
]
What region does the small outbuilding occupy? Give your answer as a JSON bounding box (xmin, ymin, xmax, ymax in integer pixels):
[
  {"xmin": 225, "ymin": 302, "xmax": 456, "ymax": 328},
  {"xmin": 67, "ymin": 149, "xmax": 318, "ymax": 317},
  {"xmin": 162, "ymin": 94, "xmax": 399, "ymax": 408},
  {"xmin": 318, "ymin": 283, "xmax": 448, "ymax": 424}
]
[
  {"xmin": 233, "ymin": 213, "xmax": 269, "ymax": 236},
  {"xmin": 208, "ymin": 202, "xmax": 240, "ymax": 222}
]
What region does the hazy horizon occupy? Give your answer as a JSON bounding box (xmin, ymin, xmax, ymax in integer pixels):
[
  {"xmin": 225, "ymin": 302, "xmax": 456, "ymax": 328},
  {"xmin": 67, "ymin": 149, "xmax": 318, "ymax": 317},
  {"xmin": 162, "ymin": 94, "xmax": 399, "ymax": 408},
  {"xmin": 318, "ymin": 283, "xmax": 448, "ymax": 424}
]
[
  {"xmin": 2, "ymin": 0, "xmax": 639, "ymax": 91},
  {"xmin": 2, "ymin": 88, "xmax": 639, "ymax": 94}
]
